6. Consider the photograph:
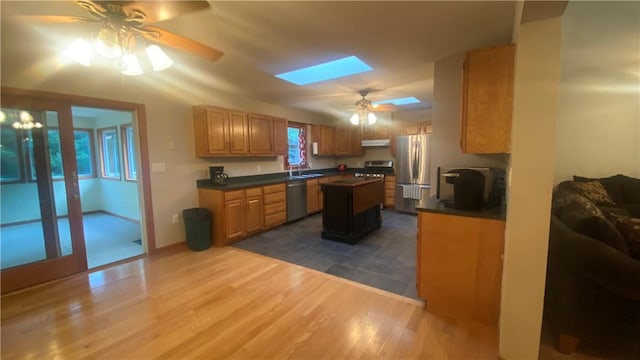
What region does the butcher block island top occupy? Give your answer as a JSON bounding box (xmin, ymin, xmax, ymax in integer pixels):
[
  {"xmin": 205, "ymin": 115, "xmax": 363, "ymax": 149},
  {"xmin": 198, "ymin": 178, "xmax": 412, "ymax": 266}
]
[{"xmin": 320, "ymin": 178, "xmax": 384, "ymax": 244}]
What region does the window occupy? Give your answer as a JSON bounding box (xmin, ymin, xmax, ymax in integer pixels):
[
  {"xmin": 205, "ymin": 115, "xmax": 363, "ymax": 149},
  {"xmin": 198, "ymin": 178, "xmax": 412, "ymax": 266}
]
[
  {"xmin": 121, "ymin": 125, "xmax": 137, "ymax": 181},
  {"xmin": 0, "ymin": 126, "xmax": 22, "ymax": 182},
  {"xmin": 73, "ymin": 130, "xmax": 94, "ymax": 178},
  {"xmin": 98, "ymin": 127, "xmax": 120, "ymax": 179},
  {"xmin": 285, "ymin": 122, "xmax": 307, "ymax": 168}
]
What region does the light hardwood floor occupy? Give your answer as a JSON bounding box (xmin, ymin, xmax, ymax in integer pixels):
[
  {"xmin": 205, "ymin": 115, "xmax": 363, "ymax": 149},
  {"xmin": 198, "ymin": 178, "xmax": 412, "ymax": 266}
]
[{"xmin": 1, "ymin": 247, "xmax": 498, "ymax": 359}]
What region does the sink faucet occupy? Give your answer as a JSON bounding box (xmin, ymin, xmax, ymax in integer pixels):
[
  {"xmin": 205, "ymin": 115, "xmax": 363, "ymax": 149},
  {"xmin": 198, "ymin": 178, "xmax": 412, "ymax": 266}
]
[{"xmin": 289, "ymin": 165, "xmax": 303, "ymax": 177}]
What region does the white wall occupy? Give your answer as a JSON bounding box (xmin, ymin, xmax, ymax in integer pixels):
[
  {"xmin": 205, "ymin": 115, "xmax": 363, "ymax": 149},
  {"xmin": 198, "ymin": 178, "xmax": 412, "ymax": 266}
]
[
  {"xmin": 554, "ymin": 1, "xmax": 640, "ymax": 183},
  {"xmin": 430, "ymin": 52, "xmax": 509, "ymax": 195},
  {"xmin": 499, "ymin": 16, "xmax": 563, "ymax": 359}
]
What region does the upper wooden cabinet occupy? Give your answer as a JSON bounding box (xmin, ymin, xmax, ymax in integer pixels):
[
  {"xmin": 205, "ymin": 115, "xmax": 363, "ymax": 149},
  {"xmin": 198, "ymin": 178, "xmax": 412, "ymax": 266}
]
[
  {"xmin": 335, "ymin": 127, "xmax": 351, "ymax": 156},
  {"xmin": 194, "ymin": 105, "xmax": 287, "ymax": 157},
  {"xmin": 350, "ymin": 126, "xmax": 363, "ymax": 156},
  {"xmin": 311, "ymin": 124, "xmax": 336, "ymax": 156},
  {"xmin": 461, "ymin": 44, "xmax": 515, "ymax": 154},
  {"xmin": 273, "ymin": 117, "xmax": 288, "ymax": 155},
  {"xmin": 361, "ymin": 123, "xmax": 389, "ymax": 140},
  {"xmin": 402, "ymin": 122, "xmax": 432, "ymax": 135},
  {"xmin": 248, "ymin": 113, "xmax": 274, "ymax": 154}
]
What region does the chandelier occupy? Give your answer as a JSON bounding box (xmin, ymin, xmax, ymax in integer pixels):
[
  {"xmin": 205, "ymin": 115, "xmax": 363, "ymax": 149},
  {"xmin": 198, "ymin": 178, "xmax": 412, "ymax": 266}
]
[
  {"xmin": 0, "ymin": 110, "xmax": 43, "ymax": 130},
  {"xmin": 62, "ymin": 26, "xmax": 173, "ymax": 76}
]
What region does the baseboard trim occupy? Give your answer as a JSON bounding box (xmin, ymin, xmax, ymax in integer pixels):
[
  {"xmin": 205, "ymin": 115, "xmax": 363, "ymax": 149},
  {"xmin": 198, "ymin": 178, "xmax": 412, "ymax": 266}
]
[
  {"xmin": 1, "ymin": 210, "xmax": 140, "ymax": 227},
  {"xmin": 150, "ymin": 241, "xmax": 188, "ymax": 256}
]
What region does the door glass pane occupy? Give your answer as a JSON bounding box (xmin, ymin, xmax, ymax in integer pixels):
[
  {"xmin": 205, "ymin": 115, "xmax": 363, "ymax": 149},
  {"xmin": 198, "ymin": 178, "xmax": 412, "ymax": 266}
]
[{"xmin": 0, "ymin": 109, "xmax": 73, "ymax": 269}]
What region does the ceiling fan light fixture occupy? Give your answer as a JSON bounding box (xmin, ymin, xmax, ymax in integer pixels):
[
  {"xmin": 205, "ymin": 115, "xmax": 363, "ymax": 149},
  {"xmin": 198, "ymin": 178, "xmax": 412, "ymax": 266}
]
[
  {"xmin": 350, "ymin": 113, "xmax": 359, "ymax": 125},
  {"xmin": 94, "ymin": 27, "xmax": 122, "ymax": 59},
  {"xmin": 367, "ymin": 112, "xmax": 377, "ymax": 125},
  {"xmin": 120, "ymin": 54, "xmax": 144, "ymax": 76},
  {"xmin": 146, "ymin": 45, "xmax": 173, "ymax": 72},
  {"xmin": 62, "ymin": 38, "xmax": 93, "ymax": 67}
]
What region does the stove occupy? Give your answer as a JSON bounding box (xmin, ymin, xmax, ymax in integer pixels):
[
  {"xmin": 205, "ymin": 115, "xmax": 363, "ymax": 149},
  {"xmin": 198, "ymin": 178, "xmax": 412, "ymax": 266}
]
[{"xmin": 354, "ymin": 160, "xmax": 394, "ymax": 179}]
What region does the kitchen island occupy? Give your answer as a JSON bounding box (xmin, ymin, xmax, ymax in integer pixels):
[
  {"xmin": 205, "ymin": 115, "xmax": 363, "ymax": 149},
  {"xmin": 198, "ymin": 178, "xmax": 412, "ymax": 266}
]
[{"xmin": 321, "ymin": 178, "xmax": 384, "ymax": 244}]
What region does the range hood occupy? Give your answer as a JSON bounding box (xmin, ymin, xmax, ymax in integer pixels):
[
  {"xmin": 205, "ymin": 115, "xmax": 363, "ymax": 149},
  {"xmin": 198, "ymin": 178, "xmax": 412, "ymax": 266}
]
[{"xmin": 361, "ymin": 139, "xmax": 391, "ymax": 147}]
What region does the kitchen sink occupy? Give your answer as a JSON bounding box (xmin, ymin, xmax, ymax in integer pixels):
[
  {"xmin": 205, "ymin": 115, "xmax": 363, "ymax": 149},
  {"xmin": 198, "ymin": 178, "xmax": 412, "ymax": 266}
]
[{"xmin": 288, "ymin": 173, "xmax": 324, "ymax": 180}]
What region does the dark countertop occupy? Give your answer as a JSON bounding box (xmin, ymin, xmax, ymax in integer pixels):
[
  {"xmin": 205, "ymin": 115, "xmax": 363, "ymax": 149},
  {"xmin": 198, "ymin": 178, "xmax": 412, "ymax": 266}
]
[
  {"xmin": 416, "ymin": 196, "xmax": 506, "ymax": 221},
  {"xmin": 197, "ymin": 168, "xmax": 358, "ymax": 190}
]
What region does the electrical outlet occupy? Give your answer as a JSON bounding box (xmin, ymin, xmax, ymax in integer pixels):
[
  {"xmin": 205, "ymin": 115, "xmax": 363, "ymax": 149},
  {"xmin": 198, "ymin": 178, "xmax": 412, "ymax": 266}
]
[
  {"xmin": 257, "ymin": 165, "xmax": 261, "ymax": 172},
  {"xmin": 171, "ymin": 214, "xmax": 178, "ymax": 224},
  {"xmin": 308, "ymin": 162, "xmax": 312, "ymax": 168}
]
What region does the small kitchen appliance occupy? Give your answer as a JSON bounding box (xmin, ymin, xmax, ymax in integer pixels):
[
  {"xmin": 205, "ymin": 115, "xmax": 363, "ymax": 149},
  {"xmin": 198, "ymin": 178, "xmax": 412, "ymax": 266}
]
[
  {"xmin": 436, "ymin": 166, "xmax": 505, "ymax": 208},
  {"xmin": 209, "ymin": 166, "xmax": 228, "ymax": 186}
]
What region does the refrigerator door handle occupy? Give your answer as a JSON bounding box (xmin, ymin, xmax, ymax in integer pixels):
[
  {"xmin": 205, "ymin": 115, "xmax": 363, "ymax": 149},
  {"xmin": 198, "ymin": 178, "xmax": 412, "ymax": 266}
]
[{"xmin": 412, "ymin": 139, "xmax": 419, "ymax": 183}]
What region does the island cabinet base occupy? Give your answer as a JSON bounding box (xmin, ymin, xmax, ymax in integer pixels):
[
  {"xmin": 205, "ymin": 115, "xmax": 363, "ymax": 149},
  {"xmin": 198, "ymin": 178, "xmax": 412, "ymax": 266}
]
[{"xmin": 321, "ymin": 178, "xmax": 384, "ymax": 245}]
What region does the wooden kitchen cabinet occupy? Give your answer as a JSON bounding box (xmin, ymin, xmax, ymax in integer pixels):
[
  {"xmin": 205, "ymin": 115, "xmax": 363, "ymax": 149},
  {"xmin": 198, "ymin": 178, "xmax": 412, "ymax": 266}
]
[
  {"xmin": 361, "ymin": 123, "xmax": 389, "ymax": 140},
  {"xmin": 273, "ymin": 117, "xmax": 288, "ymax": 155},
  {"xmin": 311, "ymin": 124, "xmax": 336, "ymax": 156},
  {"xmin": 384, "ymin": 175, "xmax": 396, "ymax": 208},
  {"xmin": 461, "ymin": 43, "xmax": 514, "ymax": 154},
  {"xmin": 334, "ymin": 127, "xmax": 351, "ymax": 156},
  {"xmin": 263, "ymin": 183, "xmax": 286, "ymax": 228},
  {"xmin": 417, "ymin": 211, "xmax": 504, "ymax": 325},
  {"xmin": 228, "ymin": 110, "xmax": 248, "ymax": 154},
  {"xmin": 402, "ymin": 122, "xmax": 432, "ymax": 135},
  {"xmin": 245, "ymin": 187, "xmax": 263, "ymax": 234},
  {"xmin": 306, "ymin": 179, "xmax": 320, "ymax": 214},
  {"xmin": 193, "ymin": 106, "xmax": 230, "ymax": 156},
  {"xmin": 350, "ymin": 126, "xmax": 363, "ymax": 156},
  {"xmin": 223, "ymin": 190, "xmax": 246, "ymax": 243},
  {"xmin": 199, "ymin": 185, "xmax": 277, "ymax": 246},
  {"xmin": 248, "ymin": 113, "xmax": 274, "ymax": 154}
]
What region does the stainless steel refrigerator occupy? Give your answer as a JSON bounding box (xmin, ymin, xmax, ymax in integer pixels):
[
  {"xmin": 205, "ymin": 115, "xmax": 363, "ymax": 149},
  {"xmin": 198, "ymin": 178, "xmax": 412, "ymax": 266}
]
[{"xmin": 394, "ymin": 134, "xmax": 431, "ymax": 213}]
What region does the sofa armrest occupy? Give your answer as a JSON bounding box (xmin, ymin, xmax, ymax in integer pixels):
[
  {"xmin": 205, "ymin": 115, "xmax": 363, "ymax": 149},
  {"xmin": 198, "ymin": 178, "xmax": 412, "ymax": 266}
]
[{"xmin": 549, "ymin": 215, "xmax": 640, "ymax": 300}]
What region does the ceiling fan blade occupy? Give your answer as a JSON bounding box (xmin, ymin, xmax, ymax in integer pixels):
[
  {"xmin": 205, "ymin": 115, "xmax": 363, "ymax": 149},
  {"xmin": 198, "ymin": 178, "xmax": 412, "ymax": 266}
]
[
  {"xmin": 139, "ymin": 25, "xmax": 224, "ymax": 61},
  {"xmin": 10, "ymin": 15, "xmax": 96, "ymax": 24},
  {"xmin": 120, "ymin": 1, "xmax": 210, "ymax": 23}
]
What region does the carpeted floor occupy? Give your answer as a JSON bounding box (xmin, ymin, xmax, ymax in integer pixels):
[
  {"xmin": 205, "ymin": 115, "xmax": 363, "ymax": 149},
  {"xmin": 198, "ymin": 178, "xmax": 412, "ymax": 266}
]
[
  {"xmin": 1, "ymin": 212, "xmax": 143, "ymax": 270},
  {"xmin": 233, "ymin": 209, "xmax": 419, "ymax": 299}
]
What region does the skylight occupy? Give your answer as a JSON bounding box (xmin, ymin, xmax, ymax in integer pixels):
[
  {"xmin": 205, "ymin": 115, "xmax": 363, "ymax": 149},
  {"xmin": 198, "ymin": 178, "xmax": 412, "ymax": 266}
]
[
  {"xmin": 275, "ymin": 56, "xmax": 373, "ymax": 85},
  {"xmin": 373, "ymin": 97, "xmax": 421, "ymax": 106}
]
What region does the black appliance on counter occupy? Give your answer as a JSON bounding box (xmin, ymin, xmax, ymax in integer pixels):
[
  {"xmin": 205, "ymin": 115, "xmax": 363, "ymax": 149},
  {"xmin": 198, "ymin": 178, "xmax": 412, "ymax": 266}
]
[
  {"xmin": 442, "ymin": 169, "xmax": 486, "ymax": 211},
  {"xmin": 209, "ymin": 166, "xmax": 228, "ymax": 186}
]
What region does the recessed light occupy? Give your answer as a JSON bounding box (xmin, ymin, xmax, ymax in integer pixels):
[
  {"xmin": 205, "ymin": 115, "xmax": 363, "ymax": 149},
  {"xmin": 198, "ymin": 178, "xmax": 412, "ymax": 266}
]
[
  {"xmin": 373, "ymin": 97, "xmax": 421, "ymax": 106},
  {"xmin": 275, "ymin": 56, "xmax": 373, "ymax": 85}
]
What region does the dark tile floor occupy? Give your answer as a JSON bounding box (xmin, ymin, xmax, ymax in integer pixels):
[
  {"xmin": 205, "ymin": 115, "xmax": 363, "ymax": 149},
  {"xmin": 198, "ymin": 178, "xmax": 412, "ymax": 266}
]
[{"xmin": 232, "ymin": 209, "xmax": 420, "ymax": 299}]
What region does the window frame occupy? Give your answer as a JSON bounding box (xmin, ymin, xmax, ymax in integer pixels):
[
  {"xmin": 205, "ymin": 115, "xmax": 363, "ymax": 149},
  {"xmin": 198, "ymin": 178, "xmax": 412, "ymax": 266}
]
[
  {"xmin": 0, "ymin": 124, "xmax": 26, "ymax": 184},
  {"xmin": 284, "ymin": 121, "xmax": 309, "ymax": 169},
  {"xmin": 120, "ymin": 124, "xmax": 137, "ymax": 182},
  {"xmin": 97, "ymin": 126, "xmax": 121, "ymax": 180},
  {"xmin": 72, "ymin": 128, "xmax": 97, "ymax": 180}
]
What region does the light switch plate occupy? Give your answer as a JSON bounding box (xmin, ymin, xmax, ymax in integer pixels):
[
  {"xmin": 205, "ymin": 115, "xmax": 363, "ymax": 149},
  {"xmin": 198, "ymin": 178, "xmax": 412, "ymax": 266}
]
[{"xmin": 151, "ymin": 163, "xmax": 166, "ymax": 173}]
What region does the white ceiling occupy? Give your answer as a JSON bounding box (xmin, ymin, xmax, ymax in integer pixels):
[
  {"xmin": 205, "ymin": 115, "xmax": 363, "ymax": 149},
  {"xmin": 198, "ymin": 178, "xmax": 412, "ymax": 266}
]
[{"xmin": 1, "ymin": 1, "xmax": 516, "ymax": 120}]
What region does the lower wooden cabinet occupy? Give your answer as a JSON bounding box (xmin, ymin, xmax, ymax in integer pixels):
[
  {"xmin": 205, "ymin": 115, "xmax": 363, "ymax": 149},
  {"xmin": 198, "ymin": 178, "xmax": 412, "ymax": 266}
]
[
  {"xmin": 306, "ymin": 179, "xmax": 320, "ymax": 214},
  {"xmin": 263, "ymin": 183, "xmax": 286, "ymax": 228},
  {"xmin": 198, "ymin": 184, "xmax": 282, "ymax": 246},
  {"xmin": 384, "ymin": 176, "xmax": 395, "ymax": 208},
  {"xmin": 417, "ymin": 211, "xmax": 504, "ymax": 325}
]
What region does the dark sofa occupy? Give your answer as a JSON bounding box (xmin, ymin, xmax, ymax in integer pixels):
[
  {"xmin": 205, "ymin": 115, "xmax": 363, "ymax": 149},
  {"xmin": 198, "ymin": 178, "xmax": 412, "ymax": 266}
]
[{"xmin": 545, "ymin": 174, "xmax": 640, "ymax": 358}]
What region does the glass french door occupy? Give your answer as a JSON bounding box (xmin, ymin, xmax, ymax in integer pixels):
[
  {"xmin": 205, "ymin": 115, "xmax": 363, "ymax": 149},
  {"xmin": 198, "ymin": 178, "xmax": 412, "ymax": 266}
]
[{"xmin": 1, "ymin": 96, "xmax": 87, "ymax": 293}]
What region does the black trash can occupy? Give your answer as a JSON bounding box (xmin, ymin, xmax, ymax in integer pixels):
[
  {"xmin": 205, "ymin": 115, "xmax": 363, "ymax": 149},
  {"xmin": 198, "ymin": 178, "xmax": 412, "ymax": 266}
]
[{"xmin": 182, "ymin": 208, "xmax": 212, "ymax": 251}]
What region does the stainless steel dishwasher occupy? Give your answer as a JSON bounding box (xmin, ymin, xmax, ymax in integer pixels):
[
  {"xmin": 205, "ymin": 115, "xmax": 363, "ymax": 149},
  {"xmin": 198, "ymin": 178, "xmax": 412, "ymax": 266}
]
[{"xmin": 286, "ymin": 180, "xmax": 307, "ymax": 222}]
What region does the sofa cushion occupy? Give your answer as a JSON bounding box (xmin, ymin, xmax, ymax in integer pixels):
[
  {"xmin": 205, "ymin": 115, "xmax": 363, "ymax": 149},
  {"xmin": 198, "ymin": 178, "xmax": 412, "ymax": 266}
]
[
  {"xmin": 560, "ymin": 180, "xmax": 616, "ymax": 206},
  {"xmin": 560, "ymin": 198, "xmax": 629, "ymax": 254},
  {"xmin": 574, "ymin": 174, "xmax": 640, "ymax": 205},
  {"xmin": 606, "ymin": 213, "xmax": 640, "ymax": 260},
  {"xmin": 621, "ymin": 176, "xmax": 640, "ymax": 204}
]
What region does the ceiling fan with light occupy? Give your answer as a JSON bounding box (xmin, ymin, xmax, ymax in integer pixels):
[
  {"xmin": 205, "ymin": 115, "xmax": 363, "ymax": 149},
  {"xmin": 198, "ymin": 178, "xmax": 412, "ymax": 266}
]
[
  {"xmin": 349, "ymin": 90, "xmax": 396, "ymax": 125},
  {"xmin": 17, "ymin": 0, "xmax": 224, "ymax": 76}
]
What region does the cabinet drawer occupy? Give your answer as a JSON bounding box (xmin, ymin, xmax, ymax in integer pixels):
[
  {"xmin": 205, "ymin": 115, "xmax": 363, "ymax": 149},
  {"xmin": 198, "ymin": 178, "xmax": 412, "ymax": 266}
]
[
  {"xmin": 265, "ymin": 211, "xmax": 286, "ymax": 227},
  {"xmin": 224, "ymin": 190, "xmax": 244, "ymax": 201},
  {"xmin": 306, "ymin": 179, "xmax": 319, "ymax": 187},
  {"xmin": 263, "ymin": 183, "xmax": 285, "ymax": 194},
  {"xmin": 245, "ymin": 187, "xmax": 262, "ymax": 197},
  {"xmin": 264, "ymin": 202, "xmax": 285, "ymax": 215},
  {"xmin": 264, "ymin": 191, "xmax": 285, "ymax": 205},
  {"xmin": 385, "ymin": 181, "xmax": 395, "ymax": 189}
]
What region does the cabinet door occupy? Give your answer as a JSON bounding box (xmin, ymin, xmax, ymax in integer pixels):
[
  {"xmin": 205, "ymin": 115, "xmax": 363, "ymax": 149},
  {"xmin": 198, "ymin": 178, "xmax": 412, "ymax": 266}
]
[
  {"xmin": 224, "ymin": 199, "xmax": 245, "ymax": 242},
  {"xmin": 334, "ymin": 127, "xmax": 351, "ymax": 155},
  {"xmin": 306, "ymin": 182, "xmax": 319, "ymax": 213},
  {"xmin": 384, "ymin": 176, "xmax": 396, "ymax": 208},
  {"xmin": 245, "ymin": 195, "xmax": 263, "ymax": 233},
  {"xmin": 403, "ymin": 125, "xmax": 420, "ymax": 135},
  {"xmin": 361, "ymin": 123, "xmax": 389, "ymax": 140},
  {"xmin": 228, "ymin": 111, "xmax": 248, "ymax": 154},
  {"xmin": 321, "ymin": 126, "xmax": 335, "ymax": 155},
  {"xmin": 193, "ymin": 106, "xmax": 229, "ymax": 156},
  {"xmin": 248, "ymin": 113, "xmax": 274, "ymax": 154},
  {"xmin": 461, "ymin": 44, "xmax": 514, "ymax": 154},
  {"xmin": 350, "ymin": 126, "xmax": 363, "ymax": 156},
  {"xmin": 273, "ymin": 117, "xmax": 288, "ymax": 155}
]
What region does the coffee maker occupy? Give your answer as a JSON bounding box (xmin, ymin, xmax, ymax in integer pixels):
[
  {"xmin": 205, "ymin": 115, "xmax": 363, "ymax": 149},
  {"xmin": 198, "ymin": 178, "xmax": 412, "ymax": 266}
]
[{"xmin": 209, "ymin": 166, "xmax": 228, "ymax": 186}]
